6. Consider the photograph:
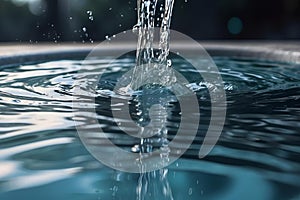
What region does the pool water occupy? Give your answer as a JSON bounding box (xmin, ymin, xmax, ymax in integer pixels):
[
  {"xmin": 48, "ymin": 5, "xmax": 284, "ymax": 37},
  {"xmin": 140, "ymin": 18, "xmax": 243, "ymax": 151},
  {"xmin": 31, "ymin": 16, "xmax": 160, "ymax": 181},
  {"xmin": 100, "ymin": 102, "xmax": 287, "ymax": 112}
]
[{"xmin": 0, "ymin": 56, "xmax": 300, "ymax": 200}]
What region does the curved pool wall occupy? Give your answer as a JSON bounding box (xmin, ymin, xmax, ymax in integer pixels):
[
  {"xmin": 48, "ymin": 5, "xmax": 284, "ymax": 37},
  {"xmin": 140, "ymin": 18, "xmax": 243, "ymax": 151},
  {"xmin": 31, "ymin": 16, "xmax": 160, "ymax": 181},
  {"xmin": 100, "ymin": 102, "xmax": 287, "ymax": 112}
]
[{"xmin": 0, "ymin": 42, "xmax": 300, "ymax": 66}]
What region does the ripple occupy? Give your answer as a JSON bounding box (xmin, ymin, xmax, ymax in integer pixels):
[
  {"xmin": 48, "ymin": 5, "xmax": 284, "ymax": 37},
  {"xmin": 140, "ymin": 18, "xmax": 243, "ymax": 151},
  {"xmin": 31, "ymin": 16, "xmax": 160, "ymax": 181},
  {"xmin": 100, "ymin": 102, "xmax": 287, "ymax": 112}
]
[{"xmin": 0, "ymin": 56, "xmax": 300, "ymax": 198}]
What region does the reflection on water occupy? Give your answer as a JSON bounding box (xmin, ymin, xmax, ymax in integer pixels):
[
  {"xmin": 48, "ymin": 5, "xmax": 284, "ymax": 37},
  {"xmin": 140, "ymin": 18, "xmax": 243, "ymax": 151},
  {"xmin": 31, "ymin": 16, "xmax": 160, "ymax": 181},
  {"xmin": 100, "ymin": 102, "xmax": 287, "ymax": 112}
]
[{"xmin": 0, "ymin": 57, "xmax": 300, "ymax": 199}]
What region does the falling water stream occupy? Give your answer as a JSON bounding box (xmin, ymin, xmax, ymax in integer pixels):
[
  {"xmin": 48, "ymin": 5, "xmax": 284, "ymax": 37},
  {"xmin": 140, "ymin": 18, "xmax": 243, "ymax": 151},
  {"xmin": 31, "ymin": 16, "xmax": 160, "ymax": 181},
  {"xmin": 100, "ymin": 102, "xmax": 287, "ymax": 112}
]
[
  {"xmin": 130, "ymin": 1, "xmax": 176, "ymax": 199},
  {"xmin": 130, "ymin": 0, "xmax": 175, "ymax": 90}
]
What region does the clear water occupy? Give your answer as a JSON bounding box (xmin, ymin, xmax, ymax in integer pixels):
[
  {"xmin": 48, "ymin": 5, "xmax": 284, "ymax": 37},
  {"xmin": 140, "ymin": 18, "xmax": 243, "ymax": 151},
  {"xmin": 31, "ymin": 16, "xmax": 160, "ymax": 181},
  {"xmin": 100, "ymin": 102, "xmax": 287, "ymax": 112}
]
[
  {"xmin": 0, "ymin": 56, "xmax": 300, "ymax": 199},
  {"xmin": 111, "ymin": 0, "xmax": 178, "ymax": 179},
  {"xmin": 130, "ymin": 0, "xmax": 175, "ymax": 90}
]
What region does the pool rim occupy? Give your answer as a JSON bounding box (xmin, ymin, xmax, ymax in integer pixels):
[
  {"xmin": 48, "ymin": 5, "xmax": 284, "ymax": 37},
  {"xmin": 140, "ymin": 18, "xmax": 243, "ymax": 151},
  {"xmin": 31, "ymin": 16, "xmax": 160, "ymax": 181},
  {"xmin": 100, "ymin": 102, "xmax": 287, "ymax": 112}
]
[{"xmin": 0, "ymin": 42, "xmax": 300, "ymax": 66}]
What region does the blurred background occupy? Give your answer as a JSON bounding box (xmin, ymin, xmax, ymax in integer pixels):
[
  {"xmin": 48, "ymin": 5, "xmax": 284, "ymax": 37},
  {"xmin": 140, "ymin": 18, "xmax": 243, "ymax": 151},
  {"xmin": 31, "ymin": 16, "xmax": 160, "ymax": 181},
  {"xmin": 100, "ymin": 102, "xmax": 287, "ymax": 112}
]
[{"xmin": 0, "ymin": 0, "xmax": 300, "ymax": 43}]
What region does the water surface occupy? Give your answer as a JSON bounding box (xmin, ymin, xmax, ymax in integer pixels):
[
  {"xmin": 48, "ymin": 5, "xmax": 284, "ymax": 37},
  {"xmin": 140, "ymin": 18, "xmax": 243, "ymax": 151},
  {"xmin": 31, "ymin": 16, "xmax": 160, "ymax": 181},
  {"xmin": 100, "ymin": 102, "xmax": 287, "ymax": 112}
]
[{"xmin": 0, "ymin": 56, "xmax": 300, "ymax": 200}]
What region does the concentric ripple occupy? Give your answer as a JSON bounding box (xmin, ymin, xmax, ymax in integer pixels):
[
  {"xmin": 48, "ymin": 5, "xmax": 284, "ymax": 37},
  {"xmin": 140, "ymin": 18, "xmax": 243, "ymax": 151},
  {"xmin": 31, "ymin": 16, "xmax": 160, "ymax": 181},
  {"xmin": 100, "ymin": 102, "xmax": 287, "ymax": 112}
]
[{"xmin": 0, "ymin": 56, "xmax": 300, "ymax": 200}]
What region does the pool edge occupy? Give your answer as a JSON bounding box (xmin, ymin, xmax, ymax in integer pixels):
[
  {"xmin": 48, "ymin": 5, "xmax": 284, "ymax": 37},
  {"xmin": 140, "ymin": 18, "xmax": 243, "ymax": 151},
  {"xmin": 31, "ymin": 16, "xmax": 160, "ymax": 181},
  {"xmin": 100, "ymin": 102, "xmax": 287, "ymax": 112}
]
[{"xmin": 0, "ymin": 42, "xmax": 300, "ymax": 66}]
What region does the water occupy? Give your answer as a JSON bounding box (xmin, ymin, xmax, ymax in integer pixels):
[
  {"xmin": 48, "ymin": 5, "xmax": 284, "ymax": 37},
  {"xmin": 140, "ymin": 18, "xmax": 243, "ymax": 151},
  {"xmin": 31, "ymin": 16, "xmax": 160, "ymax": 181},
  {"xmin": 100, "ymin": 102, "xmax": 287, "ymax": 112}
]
[
  {"xmin": 0, "ymin": 56, "xmax": 300, "ymax": 199},
  {"xmin": 0, "ymin": 2, "xmax": 299, "ymax": 199},
  {"xmin": 129, "ymin": 0, "xmax": 175, "ymax": 90},
  {"xmin": 114, "ymin": 2, "xmax": 178, "ymax": 194}
]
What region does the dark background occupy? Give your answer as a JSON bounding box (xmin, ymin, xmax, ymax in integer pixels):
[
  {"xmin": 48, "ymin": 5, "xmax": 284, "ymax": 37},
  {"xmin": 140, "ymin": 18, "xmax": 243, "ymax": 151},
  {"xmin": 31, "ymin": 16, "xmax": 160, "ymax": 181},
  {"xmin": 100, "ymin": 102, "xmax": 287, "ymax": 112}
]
[{"xmin": 1, "ymin": 0, "xmax": 300, "ymax": 43}]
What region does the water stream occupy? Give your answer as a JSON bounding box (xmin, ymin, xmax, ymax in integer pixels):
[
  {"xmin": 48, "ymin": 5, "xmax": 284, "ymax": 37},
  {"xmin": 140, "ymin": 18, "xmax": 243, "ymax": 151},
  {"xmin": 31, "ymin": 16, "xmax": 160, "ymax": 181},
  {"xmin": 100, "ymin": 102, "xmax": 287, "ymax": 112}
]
[
  {"xmin": 130, "ymin": 1, "xmax": 176, "ymax": 199},
  {"xmin": 130, "ymin": 0, "xmax": 176, "ymax": 90}
]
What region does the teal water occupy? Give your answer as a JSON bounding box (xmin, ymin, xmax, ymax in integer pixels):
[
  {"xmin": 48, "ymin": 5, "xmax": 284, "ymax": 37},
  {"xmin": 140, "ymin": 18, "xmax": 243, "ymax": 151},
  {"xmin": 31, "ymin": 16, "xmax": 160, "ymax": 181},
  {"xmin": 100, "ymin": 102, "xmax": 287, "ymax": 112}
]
[{"xmin": 0, "ymin": 56, "xmax": 300, "ymax": 199}]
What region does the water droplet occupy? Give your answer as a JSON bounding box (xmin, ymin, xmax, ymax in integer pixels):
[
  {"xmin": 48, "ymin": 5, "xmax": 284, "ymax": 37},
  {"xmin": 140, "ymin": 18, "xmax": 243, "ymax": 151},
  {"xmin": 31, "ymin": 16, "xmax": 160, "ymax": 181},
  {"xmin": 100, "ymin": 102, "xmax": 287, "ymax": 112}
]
[
  {"xmin": 167, "ymin": 59, "xmax": 172, "ymax": 67},
  {"xmin": 105, "ymin": 35, "xmax": 111, "ymax": 41},
  {"xmin": 188, "ymin": 188, "xmax": 193, "ymax": 195},
  {"xmin": 131, "ymin": 145, "xmax": 140, "ymax": 153},
  {"xmin": 132, "ymin": 23, "xmax": 140, "ymax": 33},
  {"xmin": 86, "ymin": 11, "xmax": 94, "ymax": 21}
]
